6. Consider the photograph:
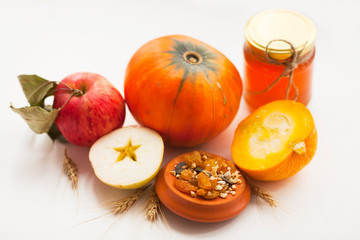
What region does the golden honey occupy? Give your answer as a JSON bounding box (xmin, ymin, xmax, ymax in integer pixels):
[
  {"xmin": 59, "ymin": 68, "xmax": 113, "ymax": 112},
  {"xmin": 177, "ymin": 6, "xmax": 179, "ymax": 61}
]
[{"xmin": 244, "ymin": 10, "xmax": 317, "ymax": 110}]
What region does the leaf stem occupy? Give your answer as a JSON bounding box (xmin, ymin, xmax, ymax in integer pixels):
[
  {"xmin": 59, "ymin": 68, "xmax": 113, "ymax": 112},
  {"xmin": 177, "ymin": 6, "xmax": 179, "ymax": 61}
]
[
  {"xmin": 36, "ymin": 81, "xmax": 84, "ymax": 111},
  {"xmin": 26, "ymin": 81, "xmax": 58, "ymax": 104},
  {"xmin": 53, "ymin": 88, "xmax": 79, "ymax": 93},
  {"xmin": 58, "ymin": 90, "xmax": 82, "ymax": 111},
  {"xmin": 57, "ymin": 81, "xmax": 74, "ymax": 90}
]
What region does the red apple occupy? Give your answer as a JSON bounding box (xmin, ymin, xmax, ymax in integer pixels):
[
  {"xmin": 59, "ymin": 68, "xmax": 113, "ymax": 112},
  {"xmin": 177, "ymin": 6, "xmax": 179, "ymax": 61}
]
[{"xmin": 53, "ymin": 72, "xmax": 126, "ymax": 146}]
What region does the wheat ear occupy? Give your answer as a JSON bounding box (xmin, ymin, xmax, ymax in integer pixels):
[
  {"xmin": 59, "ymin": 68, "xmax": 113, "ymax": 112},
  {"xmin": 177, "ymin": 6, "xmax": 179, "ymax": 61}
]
[
  {"xmin": 63, "ymin": 148, "xmax": 78, "ymax": 190},
  {"xmin": 249, "ymin": 182, "xmax": 277, "ymax": 207},
  {"xmin": 145, "ymin": 185, "xmax": 163, "ymax": 222},
  {"xmin": 105, "ymin": 187, "xmax": 147, "ymax": 216},
  {"xmin": 240, "ymin": 170, "xmax": 277, "ymax": 207}
]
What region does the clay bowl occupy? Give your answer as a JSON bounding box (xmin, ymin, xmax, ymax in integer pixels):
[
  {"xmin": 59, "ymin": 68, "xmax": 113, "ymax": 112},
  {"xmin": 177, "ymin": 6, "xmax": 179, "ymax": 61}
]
[{"xmin": 155, "ymin": 151, "xmax": 251, "ymax": 222}]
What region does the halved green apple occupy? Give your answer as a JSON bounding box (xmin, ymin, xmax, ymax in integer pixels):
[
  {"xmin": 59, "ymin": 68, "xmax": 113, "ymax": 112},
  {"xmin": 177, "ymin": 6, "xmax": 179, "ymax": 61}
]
[{"xmin": 89, "ymin": 126, "xmax": 164, "ymax": 189}]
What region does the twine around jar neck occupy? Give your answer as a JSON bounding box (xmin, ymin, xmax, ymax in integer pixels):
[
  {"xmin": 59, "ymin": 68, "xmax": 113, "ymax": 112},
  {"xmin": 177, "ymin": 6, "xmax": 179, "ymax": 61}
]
[{"xmin": 246, "ymin": 39, "xmax": 309, "ymax": 101}]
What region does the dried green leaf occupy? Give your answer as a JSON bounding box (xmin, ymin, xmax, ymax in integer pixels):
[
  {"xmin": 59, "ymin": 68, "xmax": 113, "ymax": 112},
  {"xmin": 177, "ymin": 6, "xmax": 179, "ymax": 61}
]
[
  {"xmin": 18, "ymin": 75, "xmax": 57, "ymax": 106},
  {"xmin": 47, "ymin": 123, "xmax": 68, "ymax": 143},
  {"xmin": 10, "ymin": 105, "xmax": 59, "ymax": 134}
]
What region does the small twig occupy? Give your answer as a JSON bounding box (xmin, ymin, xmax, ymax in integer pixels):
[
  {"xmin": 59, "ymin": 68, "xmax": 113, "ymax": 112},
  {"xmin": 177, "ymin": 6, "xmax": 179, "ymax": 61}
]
[
  {"xmin": 58, "ymin": 90, "xmax": 83, "ymax": 111},
  {"xmin": 57, "ymin": 81, "xmax": 74, "ymax": 90},
  {"xmin": 26, "ymin": 80, "xmax": 58, "ymax": 103},
  {"xmin": 52, "ymin": 88, "xmax": 77, "ymax": 93},
  {"xmin": 63, "ymin": 148, "xmax": 78, "ymax": 190}
]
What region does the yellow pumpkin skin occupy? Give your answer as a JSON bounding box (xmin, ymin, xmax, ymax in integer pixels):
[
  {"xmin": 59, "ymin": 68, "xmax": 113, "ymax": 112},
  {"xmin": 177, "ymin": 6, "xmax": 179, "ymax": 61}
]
[
  {"xmin": 231, "ymin": 100, "xmax": 317, "ymax": 181},
  {"xmin": 124, "ymin": 35, "xmax": 243, "ymax": 147}
]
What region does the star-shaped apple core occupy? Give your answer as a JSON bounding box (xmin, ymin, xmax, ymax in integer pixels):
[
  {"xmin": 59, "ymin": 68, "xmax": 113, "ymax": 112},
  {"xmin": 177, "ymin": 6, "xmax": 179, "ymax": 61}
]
[{"xmin": 113, "ymin": 139, "xmax": 141, "ymax": 162}]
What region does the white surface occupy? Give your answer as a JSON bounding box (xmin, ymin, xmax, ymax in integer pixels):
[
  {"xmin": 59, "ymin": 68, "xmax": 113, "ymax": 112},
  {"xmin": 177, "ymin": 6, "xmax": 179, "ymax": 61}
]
[{"xmin": 1, "ymin": 0, "xmax": 360, "ymax": 239}]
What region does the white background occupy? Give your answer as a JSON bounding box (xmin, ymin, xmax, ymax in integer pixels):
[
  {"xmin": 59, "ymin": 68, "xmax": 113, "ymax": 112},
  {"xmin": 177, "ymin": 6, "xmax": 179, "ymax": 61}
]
[{"xmin": 1, "ymin": 0, "xmax": 360, "ymax": 239}]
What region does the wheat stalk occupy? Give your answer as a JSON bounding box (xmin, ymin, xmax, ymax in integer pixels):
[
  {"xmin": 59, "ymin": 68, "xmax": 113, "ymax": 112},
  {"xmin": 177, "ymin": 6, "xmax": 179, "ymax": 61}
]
[
  {"xmin": 239, "ymin": 170, "xmax": 277, "ymax": 207},
  {"xmin": 145, "ymin": 186, "xmax": 162, "ymax": 222},
  {"xmin": 249, "ymin": 182, "xmax": 277, "ymax": 207},
  {"xmin": 63, "ymin": 148, "xmax": 78, "ymax": 190},
  {"xmin": 105, "ymin": 187, "xmax": 146, "ymax": 216}
]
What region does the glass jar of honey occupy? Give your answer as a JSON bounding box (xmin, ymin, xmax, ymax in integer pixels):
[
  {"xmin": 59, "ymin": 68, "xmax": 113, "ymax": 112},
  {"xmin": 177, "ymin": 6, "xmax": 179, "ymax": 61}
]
[{"xmin": 244, "ymin": 10, "xmax": 317, "ymax": 110}]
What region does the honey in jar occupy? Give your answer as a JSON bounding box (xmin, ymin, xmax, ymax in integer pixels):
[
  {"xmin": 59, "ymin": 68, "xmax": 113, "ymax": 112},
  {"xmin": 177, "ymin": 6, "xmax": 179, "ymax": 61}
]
[{"xmin": 244, "ymin": 9, "xmax": 317, "ymax": 110}]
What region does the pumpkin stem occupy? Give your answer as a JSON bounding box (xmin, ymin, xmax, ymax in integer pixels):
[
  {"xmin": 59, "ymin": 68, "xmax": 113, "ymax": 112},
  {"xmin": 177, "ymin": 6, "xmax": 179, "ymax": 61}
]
[{"xmin": 183, "ymin": 51, "xmax": 203, "ymax": 65}]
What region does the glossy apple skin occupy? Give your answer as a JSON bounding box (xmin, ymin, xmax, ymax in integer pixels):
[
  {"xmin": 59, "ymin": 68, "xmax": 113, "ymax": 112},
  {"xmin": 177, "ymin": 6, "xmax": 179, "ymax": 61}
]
[{"xmin": 53, "ymin": 72, "xmax": 125, "ymax": 146}]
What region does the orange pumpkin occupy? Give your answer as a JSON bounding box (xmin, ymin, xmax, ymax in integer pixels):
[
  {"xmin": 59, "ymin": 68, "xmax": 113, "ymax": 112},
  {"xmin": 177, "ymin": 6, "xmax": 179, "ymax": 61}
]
[{"xmin": 124, "ymin": 35, "xmax": 243, "ymax": 147}]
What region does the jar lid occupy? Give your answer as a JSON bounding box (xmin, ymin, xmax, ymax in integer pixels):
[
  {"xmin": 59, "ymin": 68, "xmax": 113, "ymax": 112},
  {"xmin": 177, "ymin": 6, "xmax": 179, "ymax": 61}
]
[{"xmin": 245, "ymin": 9, "xmax": 317, "ymax": 60}]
